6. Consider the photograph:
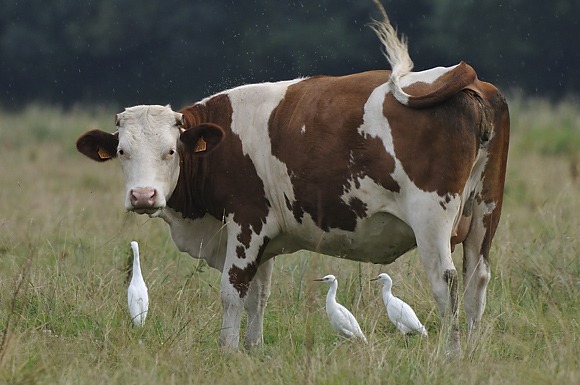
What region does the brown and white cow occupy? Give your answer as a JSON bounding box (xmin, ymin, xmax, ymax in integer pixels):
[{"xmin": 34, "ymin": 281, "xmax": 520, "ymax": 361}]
[{"xmin": 76, "ymin": 14, "xmax": 509, "ymax": 353}]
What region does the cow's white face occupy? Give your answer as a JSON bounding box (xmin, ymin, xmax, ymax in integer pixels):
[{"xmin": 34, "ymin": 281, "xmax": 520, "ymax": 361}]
[
  {"xmin": 115, "ymin": 105, "xmax": 183, "ymax": 216},
  {"xmin": 76, "ymin": 104, "xmax": 226, "ymax": 218}
]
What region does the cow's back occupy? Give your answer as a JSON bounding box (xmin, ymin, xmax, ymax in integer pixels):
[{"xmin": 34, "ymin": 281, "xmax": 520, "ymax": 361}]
[{"xmin": 269, "ymin": 73, "xmax": 484, "ymax": 201}]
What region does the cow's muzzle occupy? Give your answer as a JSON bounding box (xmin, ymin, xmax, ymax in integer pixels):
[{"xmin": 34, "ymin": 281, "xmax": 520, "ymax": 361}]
[{"xmin": 129, "ymin": 187, "xmax": 158, "ymax": 210}]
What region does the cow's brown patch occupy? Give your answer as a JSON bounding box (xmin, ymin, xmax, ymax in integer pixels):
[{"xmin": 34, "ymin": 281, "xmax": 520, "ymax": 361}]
[
  {"xmin": 228, "ymin": 236, "xmax": 270, "ymax": 297},
  {"xmin": 348, "ymin": 197, "xmax": 367, "ymax": 219},
  {"xmin": 444, "ymin": 269, "xmax": 459, "ymax": 315},
  {"xmin": 268, "ymin": 71, "xmax": 400, "ymax": 232},
  {"xmin": 228, "ymin": 263, "xmax": 257, "ymax": 298},
  {"xmin": 387, "ymin": 90, "xmax": 481, "ymax": 197}
]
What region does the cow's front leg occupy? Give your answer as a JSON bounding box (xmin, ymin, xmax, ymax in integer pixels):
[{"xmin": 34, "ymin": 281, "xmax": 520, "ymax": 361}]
[
  {"xmin": 243, "ymin": 258, "xmax": 274, "ymax": 349},
  {"xmin": 219, "ymin": 269, "xmax": 244, "ymax": 350},
  {"xmin": 219, "ymin": 220, "xmax": 271, "ymax": 350}
]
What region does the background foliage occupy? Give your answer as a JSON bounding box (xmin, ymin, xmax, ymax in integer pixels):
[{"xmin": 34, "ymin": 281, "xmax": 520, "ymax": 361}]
[{"xmin": 1, "ymin": 0, "xmax": 580, "ymax": 108}]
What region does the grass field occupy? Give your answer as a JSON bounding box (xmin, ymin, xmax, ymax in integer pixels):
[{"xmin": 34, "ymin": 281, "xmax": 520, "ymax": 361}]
[{"xmin": 0, "ymin": 99, "xmax": 578, "ymax": 384}]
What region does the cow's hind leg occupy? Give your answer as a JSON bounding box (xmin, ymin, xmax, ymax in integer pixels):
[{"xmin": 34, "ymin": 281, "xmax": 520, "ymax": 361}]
[
  {"xmin": 463, "ymin": 92, "xmax": 509, "ymax": 335},
  {"xmin": 462, "ymin": 201, "xmax": 493, "ymax": 334},
  {"xmin": 243, "ymin": 258, "xmax": 274, "ymax": 349},
  {"xmin": 410, "ymin": 201, "xmax": 461, "ymax": 355},
  {"xmin": 463, "ymin": 183, "xmax": 506, "ymax": 335}
]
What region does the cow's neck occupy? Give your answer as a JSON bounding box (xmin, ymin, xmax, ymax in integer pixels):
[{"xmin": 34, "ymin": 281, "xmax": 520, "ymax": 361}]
[
  {"xmin": 167, "ymin": 103, "xmax": 214, "ymax": 220},
  {"xmin": 158, "ymin": 206, "xmax": 227, "ymax": 271},
  {"xmin": 166, "ymin": 150, "xmax": 210, "ymax": 220}
]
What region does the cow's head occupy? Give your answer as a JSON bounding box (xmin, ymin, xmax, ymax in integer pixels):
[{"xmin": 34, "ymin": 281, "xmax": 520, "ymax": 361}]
[{"xmin": 76, "ymin": 105, "xmax": 224, "ymax": 217}]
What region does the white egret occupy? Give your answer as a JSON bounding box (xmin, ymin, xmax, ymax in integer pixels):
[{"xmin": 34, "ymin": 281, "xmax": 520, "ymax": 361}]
[
  {"xmin": 128, "ymin": 241, "xmax": 149, "ymax": 327},
  {"xmin": 371, "ymin": 273, "xmax": 427, "ymax": 343},
  {"xmin": 314, "ymin": 274, "xmax": 367, "ymax": 343}
]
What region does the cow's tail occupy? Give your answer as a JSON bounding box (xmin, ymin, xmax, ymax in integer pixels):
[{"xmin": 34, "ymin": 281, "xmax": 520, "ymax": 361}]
[{"xmin": 369, "ymin": 0, "xmax": 414, "ymax": 105}]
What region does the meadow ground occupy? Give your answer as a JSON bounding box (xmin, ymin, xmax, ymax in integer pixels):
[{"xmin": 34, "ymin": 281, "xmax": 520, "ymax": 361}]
[{"xmin": 0, "ymin": 99, "xmax": 578, "ymax": 384}]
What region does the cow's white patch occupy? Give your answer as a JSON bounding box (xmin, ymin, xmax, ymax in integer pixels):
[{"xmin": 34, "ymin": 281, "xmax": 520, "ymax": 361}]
[
  {"xmin": 300, "ymin": 125, "xmax": 306, "ymax": 134},
  {"xmin": 357, "ymin": 83, "xmax": 392, "ymax": 147},
  {"xmin": 388, "ymin": 64, "xmax": 461, "ymax": 106},
  {"xmin": 227, "ymin": 79, "xmax": 304, "ymax": 230},
  {"xmin": 399, "ymin": 64, "xmax": 460, "ymax": 88}
]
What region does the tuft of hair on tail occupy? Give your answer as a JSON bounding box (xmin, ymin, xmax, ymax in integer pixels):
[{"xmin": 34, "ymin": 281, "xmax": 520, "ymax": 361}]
[{"xmin": 368, "ymin": 0, "xmax": 414, "ymax": 104}]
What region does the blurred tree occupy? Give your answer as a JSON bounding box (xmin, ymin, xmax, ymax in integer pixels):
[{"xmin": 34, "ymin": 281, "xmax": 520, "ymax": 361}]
[
  {"xmin": 0, "ymin": 0, "xmax": 577, "ymax": 108},
  {"xmin": 423, "ymin": 0, "xmax": 580, "ymax": 96}
]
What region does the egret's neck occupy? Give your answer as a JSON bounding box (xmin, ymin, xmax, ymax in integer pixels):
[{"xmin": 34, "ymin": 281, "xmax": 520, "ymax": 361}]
[
  {"xmin": 326, "ymin": 280, "xmax": 338, "ymax": 304},
  {"xmin": 382, "ymin": 284, "xmax": 392, "ymax": 299},
  {"xmin": 133, "ymin": 252, "xmax": 141, "ymax": 273}
]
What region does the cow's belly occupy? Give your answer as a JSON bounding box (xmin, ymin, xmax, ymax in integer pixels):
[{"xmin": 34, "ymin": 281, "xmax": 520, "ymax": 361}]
[{"xmin": 266, "ymin": 212, "xmax": 416, "ymax": 264}]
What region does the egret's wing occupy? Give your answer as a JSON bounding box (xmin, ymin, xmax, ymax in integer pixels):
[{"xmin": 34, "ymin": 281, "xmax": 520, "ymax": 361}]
[
  {"xmin": 334, "ymin": 304, "xmax": 366, "ymax": 342},
  {"xmin": 388, "ymin": 296, "xmax": 425, "ymax": 334},
  {"xmin": 386, "ymin": 296, "xmax": 405, "ymax": 323},
  {"xmin": 128, "ymin": 283, "xmax": 149, "ymax": 326},
  {"xmin": 398, "ymin": 300, "xmax": 426, "ymax": 333}
]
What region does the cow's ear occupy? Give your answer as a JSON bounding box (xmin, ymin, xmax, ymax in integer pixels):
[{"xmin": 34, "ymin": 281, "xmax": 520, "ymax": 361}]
[
  {"xmin": 180, "ymin": 123, "xmax": 225, "ymax": 157},
  {"xmin": 76, "ymin": 129, "xmax": 119, "ymax": 162}
]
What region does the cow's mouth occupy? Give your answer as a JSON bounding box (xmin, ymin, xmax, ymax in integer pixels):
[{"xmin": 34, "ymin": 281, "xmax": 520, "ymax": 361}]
[{"xmin": 132, "ymin": 207, "xmax": 162, "ymax": 217}]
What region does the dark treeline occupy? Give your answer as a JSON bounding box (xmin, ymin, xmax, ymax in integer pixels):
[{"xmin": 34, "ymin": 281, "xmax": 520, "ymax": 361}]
[{"xmin": 1, "ymin": 0, "xmax": 578, "ymax": 109}]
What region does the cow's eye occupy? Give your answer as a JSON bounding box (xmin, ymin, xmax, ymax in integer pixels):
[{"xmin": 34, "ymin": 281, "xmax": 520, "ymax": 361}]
[
  {"xmin": 118, "ymin": 149, "xmax": 124, "ymax": 156},
  {"xmin": 168, "ymin": 149, "xmax": 175, "ymax": 156}
]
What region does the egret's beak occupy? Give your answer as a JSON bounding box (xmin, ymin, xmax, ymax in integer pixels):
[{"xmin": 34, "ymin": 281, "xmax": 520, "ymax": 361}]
[
  {"xmin": 313, "ymin": 278, "xmax": 324, "ymax": 282},
  {"xmin": 370, "ymin": 276, "xmax": 380, "ymax": 282}
]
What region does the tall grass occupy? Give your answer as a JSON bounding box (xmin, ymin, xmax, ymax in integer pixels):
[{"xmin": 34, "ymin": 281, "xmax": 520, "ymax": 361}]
[{"xmin": 0, "ymin": 99, "xmax": 578, "ymax": 384}]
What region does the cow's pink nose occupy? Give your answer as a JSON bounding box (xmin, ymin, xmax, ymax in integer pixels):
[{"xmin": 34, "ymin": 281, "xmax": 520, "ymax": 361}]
[{"xmin": 130, "ymin": 187, "xmax": 157, "ymax": 208}]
